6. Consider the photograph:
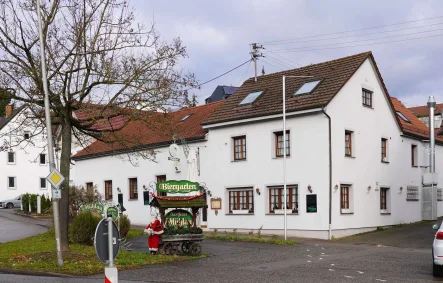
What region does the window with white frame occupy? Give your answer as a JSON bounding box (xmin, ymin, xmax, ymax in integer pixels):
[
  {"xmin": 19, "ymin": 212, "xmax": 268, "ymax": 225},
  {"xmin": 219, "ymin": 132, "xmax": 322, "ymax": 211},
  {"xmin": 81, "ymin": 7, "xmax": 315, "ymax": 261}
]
[
  {"xmin": 8, "ymin": 177, "xmax": 16, "ymax": 189},
  {"xmin": 345, "ymin": 130, "xmax": 354, "ymax": 157},
  {"xmin": 381, "ymin": 138, "xmax": 388, "ymax": 162},
  {"xmin": 39, "ymin": 154, "xmax": 46, "ymax": 165},
  {"xmin": 406, "ymin": 185, "xmax": 419, "ymax": 201},
  {"xmin": 438, "ymin": 189, "xmax": 442, "ymax": 202},
  {"xmin": 380, "ymin": 187, "xmax": 390, "ymax": 214},
  {"xmin": 268, "ymin": 185, "xmax": 298, "ymax": 213},
  {"xmin": 411, "ymin": 145, "xmax": 417, "ymax": 167},
  {"xmin": 340, "ymin": 184, "xmax": 353, "ymax": 213},
  {"xmin": 7, "ymin": 152, "xmax": 15, "ymax": 164},
  {"xmin": 228, "ymin": 188, "xmax": 254, "ymax": 214},
  {"xmin": 40, "ymin": 178, "xmax": 47, "ymax": 189},
  {"xmin": 274, "ymin": 130, "xmax": 290, "ymax": 157}
]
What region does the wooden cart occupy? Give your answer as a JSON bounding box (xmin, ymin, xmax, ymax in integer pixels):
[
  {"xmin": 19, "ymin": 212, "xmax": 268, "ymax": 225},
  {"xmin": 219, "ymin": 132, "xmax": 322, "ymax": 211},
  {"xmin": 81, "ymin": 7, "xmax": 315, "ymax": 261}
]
[{"xmin": 149, "ymin": 194, "xmax": 207, "ymax": 256}]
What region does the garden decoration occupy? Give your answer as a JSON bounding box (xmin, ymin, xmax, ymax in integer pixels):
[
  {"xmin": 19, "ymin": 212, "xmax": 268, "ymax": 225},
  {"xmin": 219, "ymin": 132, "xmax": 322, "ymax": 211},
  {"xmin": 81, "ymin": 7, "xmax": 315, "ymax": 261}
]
[
  {"xmin": 144, "ymin": 211, "xmax": 164, "ymax": 255},
  {"xmin": 147, "ymin": 180, "xmax": 209, "ymax": 256}
]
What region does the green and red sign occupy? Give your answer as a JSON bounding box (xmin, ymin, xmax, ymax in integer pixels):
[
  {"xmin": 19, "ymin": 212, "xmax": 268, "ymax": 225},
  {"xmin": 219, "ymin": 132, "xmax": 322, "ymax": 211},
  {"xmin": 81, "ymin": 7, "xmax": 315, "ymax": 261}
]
[
  {"xmin": 165, "ymin": 209, "xmax": 193, "ymax": 228},
  {"xmin": 157, "ymin": 180, "xmax": 199, "ymax": 194},
  {"xmin": 79, "ymin": 203, "xmax": 119, "ymax": 221}
]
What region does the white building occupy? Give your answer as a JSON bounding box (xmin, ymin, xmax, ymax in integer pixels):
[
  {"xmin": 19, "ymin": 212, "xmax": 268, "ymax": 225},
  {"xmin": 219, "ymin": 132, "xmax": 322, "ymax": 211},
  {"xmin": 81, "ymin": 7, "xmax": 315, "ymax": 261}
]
[
  {"xmin": 0, "ymin": 105, "xmax": 52, "ymax": 203},
  {"xmin": 73, "ymin": 51, "xmax": 443, "ymax": 239}
]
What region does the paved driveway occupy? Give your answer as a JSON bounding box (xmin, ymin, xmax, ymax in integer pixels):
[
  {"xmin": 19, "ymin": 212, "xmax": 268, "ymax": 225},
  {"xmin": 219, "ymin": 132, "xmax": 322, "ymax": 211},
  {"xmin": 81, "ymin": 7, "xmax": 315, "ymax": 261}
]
[
  {"xmin": 105, "ymin": 230, "xmax": 440, "ymax": 283},
  {"xmin": 0, "ymin": 209, "xmax": 49, "ymax": 243}
]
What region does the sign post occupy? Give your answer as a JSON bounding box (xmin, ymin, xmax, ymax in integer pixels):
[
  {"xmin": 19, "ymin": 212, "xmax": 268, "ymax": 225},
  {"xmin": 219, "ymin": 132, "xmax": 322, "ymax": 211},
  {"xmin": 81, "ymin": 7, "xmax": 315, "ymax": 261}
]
[{"xmin": 94, "ymin": 217, "xmax": 120, "ymax": 283}]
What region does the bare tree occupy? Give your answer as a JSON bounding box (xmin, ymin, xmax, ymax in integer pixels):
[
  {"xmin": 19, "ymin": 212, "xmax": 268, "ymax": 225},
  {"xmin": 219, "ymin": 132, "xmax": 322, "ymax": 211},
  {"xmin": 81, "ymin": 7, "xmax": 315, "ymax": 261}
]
[{"xmin": 0, "ymin": 0, "xmax": 197, "ymax": 251}]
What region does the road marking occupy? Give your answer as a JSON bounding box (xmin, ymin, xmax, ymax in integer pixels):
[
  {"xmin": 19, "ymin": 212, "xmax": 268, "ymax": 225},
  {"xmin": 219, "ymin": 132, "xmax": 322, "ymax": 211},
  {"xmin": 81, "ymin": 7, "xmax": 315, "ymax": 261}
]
[
  {"xmin": 321, "ymin": 247, "xmax": 325, "ymax": 249},
  {"xmin": 307, "ymin": 249, "xmax": 310, "ymax": 252},
  {"xmin": 331, "ymin": 264, "xmax": 335, "ymax": 266},
  {"xmin": 308, "ymin": 255, "xmax": 312, "ymax": 257},
  {"xmin": 307, "ymin": 260, "xmax": 311, "ymax": 263},
  {"xmin": 357, "ymin": 271, "xmax": 364, "ymax": 274},
  {"xmin": 329, "ymin": 269, "xmax": 334, "ymax": 271},
  {"xmin": 344, "ymin": 276, "xmax": 354, "ymax": 279},
  {"xmin": 375, "ymin": 279, "xmax": 387, "ymax": 282},
  {"xmin": 321, "ymin": 252, "xmax": 325, "ymax": 255},
  {"xmin": 319, "ymin": 258, "xmax": 323, "ymax": 260}
]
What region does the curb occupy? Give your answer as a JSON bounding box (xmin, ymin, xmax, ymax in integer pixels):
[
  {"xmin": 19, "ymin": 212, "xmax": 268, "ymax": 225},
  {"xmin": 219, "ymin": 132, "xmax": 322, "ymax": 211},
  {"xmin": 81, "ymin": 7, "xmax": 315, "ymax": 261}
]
[{"xmin": 0, "ymin": 268, "xmax": 75, "ymax": 278}]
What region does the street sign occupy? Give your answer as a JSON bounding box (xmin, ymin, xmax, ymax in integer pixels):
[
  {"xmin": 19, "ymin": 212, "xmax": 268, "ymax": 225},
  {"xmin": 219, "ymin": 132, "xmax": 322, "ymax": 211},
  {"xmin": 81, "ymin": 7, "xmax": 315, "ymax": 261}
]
[
  {"xmin": 47, "ymin": 169, "xmax": 65, "ymax": 189},
  {"xmin": 94, "ymin": 218, "xmax": 120, "ymax": 264},
  {"xmin": 52, "ymin": 188, "xmax": 61, "ymax": 199}
]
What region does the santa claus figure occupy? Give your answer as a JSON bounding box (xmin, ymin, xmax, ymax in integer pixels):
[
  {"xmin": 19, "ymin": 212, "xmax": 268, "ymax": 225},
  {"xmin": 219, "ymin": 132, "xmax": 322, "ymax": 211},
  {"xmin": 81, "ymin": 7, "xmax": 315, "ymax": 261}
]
[{"xmin": 144, "ymin": 211, "xmax": 163, "ymax": 255}]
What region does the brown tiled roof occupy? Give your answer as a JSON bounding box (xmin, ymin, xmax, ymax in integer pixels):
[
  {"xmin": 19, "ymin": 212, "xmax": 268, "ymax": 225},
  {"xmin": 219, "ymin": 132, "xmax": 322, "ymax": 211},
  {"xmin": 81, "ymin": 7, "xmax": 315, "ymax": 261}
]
[
  {"xmin": 203, "ymin": 51, "xmax": 374, "ymax": 125},
  {"xmin": 390, "ymin": 97, "xmax": 443, "ymax": 142},
  {"xmin": 72, "ymin": 101, "xmax": 224, "ymax": 160},
  {"xmin": 409, "ymin": 104, "xmax": 443, "ymax": 117}
]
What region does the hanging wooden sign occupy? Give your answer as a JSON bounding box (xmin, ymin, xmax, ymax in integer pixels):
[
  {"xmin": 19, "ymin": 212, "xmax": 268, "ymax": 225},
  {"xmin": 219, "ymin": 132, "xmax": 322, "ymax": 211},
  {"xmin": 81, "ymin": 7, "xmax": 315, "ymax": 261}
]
[
  {"xmin": 165, "ymin": 209, "xmax": 193, "ymax": 228},
  {"xmin": 210, "ymin": 198, "xmax": 222, "ymax": 210}
]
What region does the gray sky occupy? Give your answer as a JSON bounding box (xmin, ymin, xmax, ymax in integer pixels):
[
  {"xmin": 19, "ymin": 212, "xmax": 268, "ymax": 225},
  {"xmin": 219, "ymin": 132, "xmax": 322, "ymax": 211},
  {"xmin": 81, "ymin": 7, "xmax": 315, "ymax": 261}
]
[{"xmin": 132, "ymin": 0, "xmax": 443, "ymax": 108}]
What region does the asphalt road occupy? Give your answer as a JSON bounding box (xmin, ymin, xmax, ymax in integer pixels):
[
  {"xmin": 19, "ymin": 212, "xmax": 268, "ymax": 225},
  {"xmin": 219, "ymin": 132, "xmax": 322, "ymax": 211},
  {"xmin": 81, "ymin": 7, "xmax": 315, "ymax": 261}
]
[
  {"xmin": 1, "ymin": 220, "xmax": 442, "ymax": 282},
  {"xmin": 0, "ymin": 208, "xmax": 48, "ymax": 243}
]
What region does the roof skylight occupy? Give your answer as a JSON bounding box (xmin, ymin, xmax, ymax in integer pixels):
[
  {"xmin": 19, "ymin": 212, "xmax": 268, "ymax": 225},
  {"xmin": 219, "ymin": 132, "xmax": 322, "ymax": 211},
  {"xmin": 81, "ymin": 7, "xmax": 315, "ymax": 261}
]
[
  {"xmin": 180, "ymin": 114, "xmax": 192, "ymax": 122},
  {"xmin": 396, "ymin": 111, "xmax": 411, "ymax": 123},
  {"xmin": 294, "ymin": 80, "xmax": 321, "ymax": 96},
  {"xmin": 239, "ymin": 91, "xmax": 263, "ymax": 105}
]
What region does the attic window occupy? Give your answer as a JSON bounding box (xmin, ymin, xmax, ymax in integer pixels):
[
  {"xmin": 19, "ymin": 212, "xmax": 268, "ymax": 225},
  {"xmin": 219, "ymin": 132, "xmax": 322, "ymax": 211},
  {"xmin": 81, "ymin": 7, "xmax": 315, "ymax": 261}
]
[
  {"xmin": 239, "ymin": 91, "xmax": 263, "ymax": 105},
  {"xmin": 396, "ymin": 111, "xmax": 411, "ymax": 123},
  {"xmin": 294, "ymin": 80, "xmax": 321, "ymax": 96},
  {"xmin": 180, "ymin": 114, "xmax": 192, "ymax": 122}
]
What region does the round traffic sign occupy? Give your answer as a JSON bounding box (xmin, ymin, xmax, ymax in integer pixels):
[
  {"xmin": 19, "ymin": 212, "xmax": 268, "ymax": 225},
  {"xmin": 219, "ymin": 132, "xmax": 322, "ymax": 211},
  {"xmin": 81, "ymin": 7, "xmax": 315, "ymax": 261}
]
[{"xmin": 94, "ymin": 218, "xmax": 120, "ymax": 264}]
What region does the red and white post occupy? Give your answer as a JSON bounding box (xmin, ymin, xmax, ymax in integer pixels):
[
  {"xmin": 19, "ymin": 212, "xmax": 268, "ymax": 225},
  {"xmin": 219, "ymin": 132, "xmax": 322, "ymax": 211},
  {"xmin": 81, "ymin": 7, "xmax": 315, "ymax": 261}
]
[{"xmin": 105, "ymin": 216, "xmax": 118, "ymax": 282}]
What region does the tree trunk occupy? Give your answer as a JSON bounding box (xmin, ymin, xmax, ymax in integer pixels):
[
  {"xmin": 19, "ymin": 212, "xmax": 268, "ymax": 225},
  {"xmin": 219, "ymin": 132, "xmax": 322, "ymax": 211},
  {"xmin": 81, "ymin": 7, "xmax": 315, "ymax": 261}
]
[{"xmin": 59, "ymin": 118, "xmax": 72, "ymax": 252}]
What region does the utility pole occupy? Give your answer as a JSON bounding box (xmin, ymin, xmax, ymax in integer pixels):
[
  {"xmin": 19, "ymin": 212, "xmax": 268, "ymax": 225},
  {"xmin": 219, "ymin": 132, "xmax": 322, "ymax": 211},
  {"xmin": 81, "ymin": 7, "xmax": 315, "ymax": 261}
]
[
  {"xmin": 36, "ymin": 0, "xmax": 63, "ymax": 266},
  {"xmin": 250, "ymin": 43, "xmax": 264, "ymax": 82}
]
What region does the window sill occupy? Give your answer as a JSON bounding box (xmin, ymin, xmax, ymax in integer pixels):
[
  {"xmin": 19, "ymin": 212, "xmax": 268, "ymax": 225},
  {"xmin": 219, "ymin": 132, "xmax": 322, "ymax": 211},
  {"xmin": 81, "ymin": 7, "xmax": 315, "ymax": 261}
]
[
  {"xmin": 273, "ymin": 156, "xmax": 291, "ymax": 159},
  {"xmin": 266, "ymin": 212, "xmax": 298, "ymax": 215},
  {"xmin": 128, "ymin": 198, "xmax": 138, "ymax": 201},
  {"xmin": 345, "ymin": 155, "xmax": 355, "ymax": 158},
  {"xmin": 362, "ymin": 105, "xmax": 374, "ymax": 109},
  {"xmin": 406, "ymin": 199, "xmax": 419, "ymax": 201},
  {"xmin": 230, "ymin": 210, "xmax": 253, "ymax": 214},
  {"xmin": 7, "ymin": 188, "xmax": 16, "ymax": 190},
  {"xmin": 381, "ymin": 160, "xmax": 389, "ymax": 164},
  {"xmin": 226, "ymin": 213, "xmax": 254, "ymax": 215},
  {"xmin": 231, "ymin": 159, "xmax": 247, "ymax": 162},
  {"xmin": 412, "ymin": 165, "xmax": 418, "ymax": 168},
  {"xmin": 340, "ymin": 209, "xmax": 353, "ymax": 214},
  {"xmin": 7, "ymin": 163, "xmax": 16, "ymax": 165},
  {"xmin": 380, "ymin": 210, "xmax": 391, "ymax": 215}
]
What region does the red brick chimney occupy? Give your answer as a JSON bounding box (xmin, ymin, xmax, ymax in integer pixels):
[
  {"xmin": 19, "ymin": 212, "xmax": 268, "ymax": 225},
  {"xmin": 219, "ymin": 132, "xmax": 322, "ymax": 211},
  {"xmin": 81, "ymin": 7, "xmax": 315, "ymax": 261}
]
[{"xmin": 5, "ymin": 105, "xmax": 12, "ymax": 117}]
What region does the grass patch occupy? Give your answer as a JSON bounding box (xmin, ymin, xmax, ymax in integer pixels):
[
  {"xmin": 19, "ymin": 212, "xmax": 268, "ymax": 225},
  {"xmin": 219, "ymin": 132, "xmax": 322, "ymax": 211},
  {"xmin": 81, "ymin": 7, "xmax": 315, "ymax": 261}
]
[
  {"xmin": 126, "ymin": 229, "xmax": 144, "ymax": 240},
  {"xmin": 204, "ymin": 232, "xmax": 297, "ymax": 245},
  {"xmin": 0, "ymin": 231, "xmax": 203, "ymax": 275}
]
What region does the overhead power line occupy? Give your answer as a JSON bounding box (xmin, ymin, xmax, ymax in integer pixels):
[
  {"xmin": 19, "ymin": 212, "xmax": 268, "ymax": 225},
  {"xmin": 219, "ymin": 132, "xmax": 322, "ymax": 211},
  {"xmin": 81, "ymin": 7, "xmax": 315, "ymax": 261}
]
[
  {"xmin": 185, "ymin": 59, "xmax": 252, "ymax": 91},
  {"xmin": 269, "ymin": 27, "xmax": 443, "ymax": 52},
  {"xmin": 260, "ymin": 15, "xmax": 443, "ymax": 44},
  {"xmin": 261, "ymin": 57, "xmax": 285, "ymax": 71},
  {"xmin": 263, "ymin": 22, "xmax": 443, "ymax": 46},
  {"xmin": 264, "ymin": 50, "xmax": 303, "ymax": 67},
  {"xmin": 263, "ymin": 53, "xmax": 295, "ymax": 69},
  {"xmin": 238, "ymin": 60, "xmax": 252, "ymax": 85},
  {"xmin": 270, "ymin": 32, "xmax": 443, "ymax": 53}
]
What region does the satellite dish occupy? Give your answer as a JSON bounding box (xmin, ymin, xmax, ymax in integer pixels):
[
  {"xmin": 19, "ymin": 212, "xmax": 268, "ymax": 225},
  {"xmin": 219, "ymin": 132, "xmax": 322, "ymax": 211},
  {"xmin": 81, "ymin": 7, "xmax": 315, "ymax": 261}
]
[{"xmin": 169, "ymin": 143, "xmax": 179, "ymax": 158}]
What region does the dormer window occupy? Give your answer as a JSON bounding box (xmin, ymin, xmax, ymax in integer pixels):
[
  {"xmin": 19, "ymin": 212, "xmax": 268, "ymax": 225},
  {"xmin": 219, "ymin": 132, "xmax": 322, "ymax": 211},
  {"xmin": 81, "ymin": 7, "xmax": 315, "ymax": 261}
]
[
  {"xmin": 180, "ymin": 114, "xmax": 192, "ymax": 122},
  {"xmin": 294, "ymin": 80, "xmax": 321, "ymax": 96},
  {"xmin": 396, "ymin": 111, "xmax": 411, "ymax": 123},
  {"xmin": 239, "ymin": 91, "xmax": 263, "ymax": 105}
]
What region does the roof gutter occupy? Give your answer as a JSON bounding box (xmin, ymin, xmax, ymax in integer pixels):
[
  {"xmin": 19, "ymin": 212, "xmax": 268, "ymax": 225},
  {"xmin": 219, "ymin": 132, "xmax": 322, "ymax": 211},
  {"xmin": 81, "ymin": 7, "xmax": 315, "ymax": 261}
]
[
  {"xmin": 321, "ymin": 105, "xmax": 332, "ymax": 240},
  {"xmin": 202, "ymin": 107, "xmax": 323, "ymax": 129}
]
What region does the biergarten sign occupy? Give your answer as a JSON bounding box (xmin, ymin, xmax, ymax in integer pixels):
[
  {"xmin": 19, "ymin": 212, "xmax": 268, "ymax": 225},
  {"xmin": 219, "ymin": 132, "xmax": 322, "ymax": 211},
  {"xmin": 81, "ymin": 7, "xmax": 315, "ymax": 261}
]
[
  {"xmin": 165, "ymin": 209, "xmax": 193, "ymax": 228},
  {"xmin": 157, "ymin": 180, "xmax": 199, "ymax": 194},
  {"xmin": 80, "ymin": 202, "xmax": 119, "ymax": 221}
]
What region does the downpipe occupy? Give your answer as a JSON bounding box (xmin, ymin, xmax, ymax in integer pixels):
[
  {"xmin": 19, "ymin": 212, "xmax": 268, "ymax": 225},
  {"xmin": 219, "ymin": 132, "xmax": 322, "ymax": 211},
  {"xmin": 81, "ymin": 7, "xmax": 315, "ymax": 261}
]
[{"xmin": 322, "ymin": 106, "xmax": 332, "ymax": 240}]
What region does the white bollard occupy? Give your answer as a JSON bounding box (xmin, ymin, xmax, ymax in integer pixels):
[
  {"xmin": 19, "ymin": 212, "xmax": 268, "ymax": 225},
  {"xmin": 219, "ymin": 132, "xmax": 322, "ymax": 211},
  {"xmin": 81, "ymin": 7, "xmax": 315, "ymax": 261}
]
[
  {"xmin": 37, "ymin": 195, "xmax": 41, "ymax": 214},
  {"xmin": 29, "ymin": 202, "xmax": 31, "ymax": 213}
]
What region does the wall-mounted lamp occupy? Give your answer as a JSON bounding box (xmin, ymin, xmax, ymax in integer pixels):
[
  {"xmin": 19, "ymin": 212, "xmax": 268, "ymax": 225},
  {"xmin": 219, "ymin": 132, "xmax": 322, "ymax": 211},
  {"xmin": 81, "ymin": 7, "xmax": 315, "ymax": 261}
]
[
  {"xmin": 256, "ymin": 188, "xmax": 261, "ymax": 195},
  {"xmin": 143, "ymin": 185, "xmax": 148, "ymax": 191},
  {"xmin": 334, "ymin": 184, "xmax": 339, "ymax": 191},
  {"xmin": 307, "ymin": 185, "xmax": 312, "ymax": 193},
  {"xmin": 367, "ymin": 185, "xmax": 371, "ymax": 192},
  {"xmin": 399, "ymin": 186, "xmax": 403, "ymax": 193},
  {"xmin": 117, "ymin": 187, "xmax": 121, "ymax": 193}
]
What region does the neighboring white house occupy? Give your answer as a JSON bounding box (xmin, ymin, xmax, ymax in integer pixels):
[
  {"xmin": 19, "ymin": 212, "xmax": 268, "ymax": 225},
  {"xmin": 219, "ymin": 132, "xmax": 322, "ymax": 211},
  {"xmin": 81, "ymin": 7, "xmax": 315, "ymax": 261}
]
[
  {"xmin": 73, "ymin": 51, "xmax": 443, "ymax": 239},
  {"xmin": 0, "ymin": 105, "xmax": 52, "ymax": 203}
]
